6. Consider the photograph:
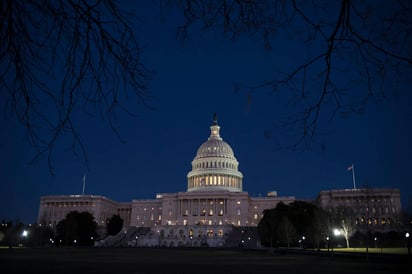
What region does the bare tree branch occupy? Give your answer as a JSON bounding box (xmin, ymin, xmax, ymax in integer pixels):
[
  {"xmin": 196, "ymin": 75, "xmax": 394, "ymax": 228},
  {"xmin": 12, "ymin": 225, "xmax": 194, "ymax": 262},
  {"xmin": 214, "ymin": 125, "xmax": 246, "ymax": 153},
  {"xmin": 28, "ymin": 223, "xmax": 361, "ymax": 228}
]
[
  {"xmin": 169, "ymin": 0, "xmax": 412, "ymax": 150},
  {"xmin": 0, "ymin": 0, "xmax": 150, "ymax": 174}
]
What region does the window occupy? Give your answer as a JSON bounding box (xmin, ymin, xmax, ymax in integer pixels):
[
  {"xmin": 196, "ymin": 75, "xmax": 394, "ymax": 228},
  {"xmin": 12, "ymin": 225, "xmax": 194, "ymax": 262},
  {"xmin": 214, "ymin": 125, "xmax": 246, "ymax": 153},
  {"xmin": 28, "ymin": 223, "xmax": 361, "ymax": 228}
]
[{"xmin": 218, "ymin": 229, "xmax": 224, "ymax": 237}]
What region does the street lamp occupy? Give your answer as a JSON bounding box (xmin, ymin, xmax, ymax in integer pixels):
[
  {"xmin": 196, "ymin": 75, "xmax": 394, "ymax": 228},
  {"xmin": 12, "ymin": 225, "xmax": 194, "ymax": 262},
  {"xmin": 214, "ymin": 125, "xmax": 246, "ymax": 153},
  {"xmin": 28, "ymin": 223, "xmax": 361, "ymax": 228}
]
[
  {"xmin": 333, "ymin": 228, "xmax": 342, "ymax": 252},
  {"xmin": 326, "ymin": 236, "xmax": 330, "ymax": 252},
  {"xmin": 406, "ymin": 232, "xmax": 410, "ymax": 256},
  {"xmin": 22, "ymin": 230, "xmax": 28, "ymax": 238},
  {"xmin": 21, "ymin": 230, "xmax": 28, "ymax": 247},
  {"xmin": 299, "ymin": 236, "xmax": 306, "ymax": 250},
  {"xmin": 333, "ymin": 228, "xmax": 341, "ymax": 237}
]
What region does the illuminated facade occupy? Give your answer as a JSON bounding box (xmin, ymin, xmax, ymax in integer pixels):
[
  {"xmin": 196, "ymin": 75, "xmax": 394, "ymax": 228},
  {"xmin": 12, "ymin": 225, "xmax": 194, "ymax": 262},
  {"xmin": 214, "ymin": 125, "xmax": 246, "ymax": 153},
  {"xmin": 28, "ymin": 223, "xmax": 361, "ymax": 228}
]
[
  {"xmin": 38, "ymin": 117, "xmax": 294, "ymax": 246},
  {"xmin": 316, "ymin": 188, "xmax": 402, "ymax": 231},
  {"xmin": 37, "ymin": 195, "xmax": 131, "ymax": 235}
]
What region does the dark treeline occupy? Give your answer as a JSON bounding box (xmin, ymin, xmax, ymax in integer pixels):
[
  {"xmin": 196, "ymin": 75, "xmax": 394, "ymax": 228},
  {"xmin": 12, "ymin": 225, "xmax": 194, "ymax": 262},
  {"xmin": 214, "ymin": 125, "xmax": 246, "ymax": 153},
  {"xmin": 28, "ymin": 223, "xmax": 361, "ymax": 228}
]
[
  {"xmin": 257, "ymin": 201, "xmax": 410, "ymax": 249},
  {"xmin": 0, "ymin": 212, "xmax": 124, "ymax": 247}
]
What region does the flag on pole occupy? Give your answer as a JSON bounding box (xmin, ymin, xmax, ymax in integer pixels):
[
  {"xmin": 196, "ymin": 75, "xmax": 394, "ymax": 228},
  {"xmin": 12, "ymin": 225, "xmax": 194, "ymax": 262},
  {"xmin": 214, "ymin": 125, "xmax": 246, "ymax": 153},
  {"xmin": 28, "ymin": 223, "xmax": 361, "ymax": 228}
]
[{"xmin": 347, "ymin": 164, "xmax": 356, "ymax": 189}]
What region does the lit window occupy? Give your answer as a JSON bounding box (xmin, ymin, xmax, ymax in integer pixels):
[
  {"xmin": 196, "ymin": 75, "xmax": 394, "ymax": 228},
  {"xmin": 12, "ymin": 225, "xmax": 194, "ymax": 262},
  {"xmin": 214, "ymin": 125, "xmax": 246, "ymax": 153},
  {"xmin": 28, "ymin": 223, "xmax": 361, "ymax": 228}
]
[
  {"xmin": 218, "ymin": 229, "xmax": 224, "ymax": 237},
  {"xmin": 237, "ymin": 201, "xmax": 241, "ymax": 205}
]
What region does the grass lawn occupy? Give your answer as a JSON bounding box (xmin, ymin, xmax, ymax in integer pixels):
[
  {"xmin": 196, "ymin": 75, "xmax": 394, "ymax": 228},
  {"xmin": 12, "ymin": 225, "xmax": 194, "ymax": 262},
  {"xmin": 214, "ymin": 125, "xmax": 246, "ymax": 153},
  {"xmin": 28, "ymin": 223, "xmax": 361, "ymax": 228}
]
[
  {"xmin": 0, "ymin": 247, "xmax": 410, "ymax": 274},
  {"xmin": 322, "ymin": 247, "xmax": 409, "ymax": 255}
]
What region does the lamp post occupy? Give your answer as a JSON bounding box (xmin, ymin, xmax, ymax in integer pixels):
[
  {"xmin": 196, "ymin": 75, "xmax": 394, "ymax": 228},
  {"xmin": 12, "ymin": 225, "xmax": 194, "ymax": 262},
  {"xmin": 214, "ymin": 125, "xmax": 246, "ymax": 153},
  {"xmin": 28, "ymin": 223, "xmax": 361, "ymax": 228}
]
[
  {"xmin": 21, "ymin": 230, "xmax": 28, "ymax": 247},
  {"xmin": 332, "ymin": 228, "xmax": 342, "ymax": 254},
  {"xmin": 302, "ymin": 236, "xmax": 306, "ymax": 250},
  {"xmin": 326, "ymin": 236, "xmax": 330, "ymax": 252},
  {"xmin": 406, "ymin": 232, "xmax": 410, "ymax": 256}
]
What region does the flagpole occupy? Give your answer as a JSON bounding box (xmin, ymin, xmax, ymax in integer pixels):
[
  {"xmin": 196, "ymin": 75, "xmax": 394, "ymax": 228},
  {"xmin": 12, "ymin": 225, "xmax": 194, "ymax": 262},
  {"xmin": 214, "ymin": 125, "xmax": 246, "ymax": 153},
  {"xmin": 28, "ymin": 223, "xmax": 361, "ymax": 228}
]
[
  {"xmin": 351, "ymin": 164, "xmax": 356, "ymax": 190},
  {"xmin": 82, "ymin": 174, "xmax": 86, "ymax": 195}
]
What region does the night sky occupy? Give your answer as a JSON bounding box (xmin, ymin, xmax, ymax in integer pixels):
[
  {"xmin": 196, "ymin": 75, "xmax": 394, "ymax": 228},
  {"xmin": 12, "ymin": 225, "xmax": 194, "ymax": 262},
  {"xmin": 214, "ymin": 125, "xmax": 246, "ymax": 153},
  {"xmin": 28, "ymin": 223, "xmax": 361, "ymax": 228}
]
[{"xmin": 1, "ymin": 1, "xmax": 411, "ymax": 224}]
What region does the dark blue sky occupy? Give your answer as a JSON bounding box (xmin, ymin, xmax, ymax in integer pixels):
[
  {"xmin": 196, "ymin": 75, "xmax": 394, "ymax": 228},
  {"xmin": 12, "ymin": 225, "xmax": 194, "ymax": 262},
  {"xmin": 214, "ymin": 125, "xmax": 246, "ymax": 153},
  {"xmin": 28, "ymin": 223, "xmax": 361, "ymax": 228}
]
[{"xmin": 1, "ymin": 1, "xmax": 411, "ymax": 223}]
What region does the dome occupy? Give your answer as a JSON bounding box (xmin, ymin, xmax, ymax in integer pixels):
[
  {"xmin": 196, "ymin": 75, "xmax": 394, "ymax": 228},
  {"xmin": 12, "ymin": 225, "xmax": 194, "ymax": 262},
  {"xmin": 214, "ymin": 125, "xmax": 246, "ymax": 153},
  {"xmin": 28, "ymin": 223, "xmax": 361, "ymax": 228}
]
[
  {"xmin": 195, "ymin": 135, "xmax": 235, "ymax": 160},
  {"xmin": 187, "ymin": 115, "xmax": 243, "ymax": 192}
]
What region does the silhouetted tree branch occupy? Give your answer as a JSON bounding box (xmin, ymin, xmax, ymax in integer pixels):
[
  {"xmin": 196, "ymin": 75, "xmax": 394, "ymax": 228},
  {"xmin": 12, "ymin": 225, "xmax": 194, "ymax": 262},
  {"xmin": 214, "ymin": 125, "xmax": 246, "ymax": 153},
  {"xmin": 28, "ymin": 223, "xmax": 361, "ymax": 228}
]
[
  {"xmin": 0, "ymin": 0, "xmax": 150, "ymax": 173},
  {"xmin": 170, "ymin": 0, "xmax": 412, "ymax": 149}
]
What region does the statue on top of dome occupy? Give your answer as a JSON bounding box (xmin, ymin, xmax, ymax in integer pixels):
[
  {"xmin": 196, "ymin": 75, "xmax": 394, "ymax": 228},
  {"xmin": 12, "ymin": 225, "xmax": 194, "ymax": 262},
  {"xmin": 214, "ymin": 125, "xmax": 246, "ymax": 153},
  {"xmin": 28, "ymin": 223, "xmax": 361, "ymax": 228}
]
[{"xmin": 213, "ymin": 113, "xmax": 218, "ymax": 125}]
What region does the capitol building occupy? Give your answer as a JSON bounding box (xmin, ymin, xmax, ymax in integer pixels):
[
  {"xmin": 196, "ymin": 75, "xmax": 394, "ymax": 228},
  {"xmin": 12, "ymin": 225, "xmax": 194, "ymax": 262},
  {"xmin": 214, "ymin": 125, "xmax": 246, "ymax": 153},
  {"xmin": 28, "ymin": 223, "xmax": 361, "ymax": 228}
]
[
  {"xmin": 38, "ymin": 116, "xmax": 295, "ymax": 247},
  {"xmin": 37, "ymin": 116, "xmax": 402, "ymax": 247}
]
